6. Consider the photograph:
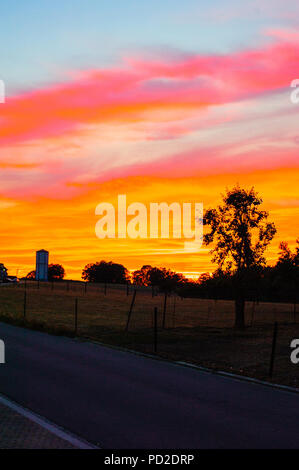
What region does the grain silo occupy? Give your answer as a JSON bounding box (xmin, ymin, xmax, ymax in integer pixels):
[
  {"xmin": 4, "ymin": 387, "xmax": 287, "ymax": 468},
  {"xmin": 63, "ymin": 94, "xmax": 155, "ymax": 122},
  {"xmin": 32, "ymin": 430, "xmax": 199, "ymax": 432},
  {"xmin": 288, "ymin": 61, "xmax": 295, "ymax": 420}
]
[{"xmin": 36, "ymin": 250, "xmax": 49, "ymax": 281}]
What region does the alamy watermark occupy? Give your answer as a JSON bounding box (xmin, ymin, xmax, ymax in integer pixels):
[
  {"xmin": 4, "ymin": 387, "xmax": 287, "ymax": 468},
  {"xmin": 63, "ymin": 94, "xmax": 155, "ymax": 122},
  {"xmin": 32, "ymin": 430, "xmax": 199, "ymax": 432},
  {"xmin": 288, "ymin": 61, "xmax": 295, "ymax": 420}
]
[
  {"xmin": 0, "ymin": 80, "xmax": 5, "ymax": 103},
  {"xmin": 95, "ymin": 195, "xmax": 203, "ymax": 249},
  {"xmin": 290, "ymin": 79, "xmax": 299, "ymax": 104},
  {"xmin": 290, "ymin": 339, "xmax": 299, "ymax": 364},
  {"xmin": 0, "ymin": 340, "xmax": 5, "ymax": 364}
]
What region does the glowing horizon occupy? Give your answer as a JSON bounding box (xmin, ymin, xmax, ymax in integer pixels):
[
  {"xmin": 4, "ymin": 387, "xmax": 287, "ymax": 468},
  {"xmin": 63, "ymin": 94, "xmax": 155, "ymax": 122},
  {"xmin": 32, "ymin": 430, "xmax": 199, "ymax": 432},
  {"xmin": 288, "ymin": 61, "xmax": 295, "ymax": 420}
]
[{"xmin": 0, "ymin": 1, "xmax": 298, "ymax": 280}]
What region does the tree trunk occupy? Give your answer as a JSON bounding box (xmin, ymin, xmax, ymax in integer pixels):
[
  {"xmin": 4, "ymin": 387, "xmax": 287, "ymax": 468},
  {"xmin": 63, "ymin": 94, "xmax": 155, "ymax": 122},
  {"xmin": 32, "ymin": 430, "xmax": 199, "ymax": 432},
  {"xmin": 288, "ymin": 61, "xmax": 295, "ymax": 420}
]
[{"xmin": 235, "ymin": 296, "xmax": 245, "ymax": 329}]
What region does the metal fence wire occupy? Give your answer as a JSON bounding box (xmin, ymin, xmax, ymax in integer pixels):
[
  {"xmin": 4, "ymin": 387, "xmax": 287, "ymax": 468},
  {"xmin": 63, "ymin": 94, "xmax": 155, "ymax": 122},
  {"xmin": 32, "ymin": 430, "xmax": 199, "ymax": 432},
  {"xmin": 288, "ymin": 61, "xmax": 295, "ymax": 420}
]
[{"xmin": 0, "ymin": 281, "xmax": 298, "ymax": 388}]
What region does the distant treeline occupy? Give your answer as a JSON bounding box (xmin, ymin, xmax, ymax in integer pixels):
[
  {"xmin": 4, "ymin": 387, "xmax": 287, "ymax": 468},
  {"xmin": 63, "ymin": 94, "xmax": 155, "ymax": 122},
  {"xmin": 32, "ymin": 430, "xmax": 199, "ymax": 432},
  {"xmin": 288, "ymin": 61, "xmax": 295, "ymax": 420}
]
[
  {"xmin": 18, "ymin": 240, "xmax": 298, "ymax": 303},
  {"xmin": 8, "ymin": 186, "xmax": 297, "ymax": 329},
  {"xmin": 80, "ymin": 242, "xmax": 299, "ymax": 304},
  {"xmin": 178, "ymin": 241, "xmax": 299, "ymax": 303}
]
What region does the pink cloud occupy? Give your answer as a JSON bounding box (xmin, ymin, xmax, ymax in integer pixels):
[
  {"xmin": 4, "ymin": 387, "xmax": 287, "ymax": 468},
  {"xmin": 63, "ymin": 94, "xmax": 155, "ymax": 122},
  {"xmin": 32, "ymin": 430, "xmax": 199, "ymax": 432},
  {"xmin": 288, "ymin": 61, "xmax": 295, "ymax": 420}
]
[
  {"xmin": 0, "ymin": 31, "xmax": 298, "ymax": 202},
  {"xmin": 0, "ymin": 33, "xmax": 298, "ymax": 146}
]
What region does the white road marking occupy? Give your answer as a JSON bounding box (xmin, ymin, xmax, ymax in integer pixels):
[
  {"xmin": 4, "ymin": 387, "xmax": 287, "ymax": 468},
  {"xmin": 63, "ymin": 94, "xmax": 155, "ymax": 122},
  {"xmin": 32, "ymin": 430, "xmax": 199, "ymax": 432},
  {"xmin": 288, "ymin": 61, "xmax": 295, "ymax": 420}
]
[{"xmin": 0, "ymin": 393, "xmax": 99, "ymax": 449}]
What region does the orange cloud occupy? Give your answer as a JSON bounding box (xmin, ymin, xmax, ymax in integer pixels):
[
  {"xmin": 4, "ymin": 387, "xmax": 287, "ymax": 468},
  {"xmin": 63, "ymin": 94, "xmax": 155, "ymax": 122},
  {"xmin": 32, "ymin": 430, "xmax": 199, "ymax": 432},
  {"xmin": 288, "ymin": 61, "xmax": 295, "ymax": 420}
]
[
  {"xmin": 1, "ymin": 31, "xmax": 299, "ymax": 279},
  {"xmin": 0, "ymin": 168, "xmax": 298, "ymax": 279}
]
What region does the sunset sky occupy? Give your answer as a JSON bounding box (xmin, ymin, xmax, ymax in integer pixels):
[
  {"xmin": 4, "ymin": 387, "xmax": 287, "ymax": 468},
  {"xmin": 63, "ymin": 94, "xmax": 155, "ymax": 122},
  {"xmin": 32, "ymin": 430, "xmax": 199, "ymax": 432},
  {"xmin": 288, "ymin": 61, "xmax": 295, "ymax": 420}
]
[{"xmin": 0, "ymin": 0, "xmax": 298, "ymax": 279}]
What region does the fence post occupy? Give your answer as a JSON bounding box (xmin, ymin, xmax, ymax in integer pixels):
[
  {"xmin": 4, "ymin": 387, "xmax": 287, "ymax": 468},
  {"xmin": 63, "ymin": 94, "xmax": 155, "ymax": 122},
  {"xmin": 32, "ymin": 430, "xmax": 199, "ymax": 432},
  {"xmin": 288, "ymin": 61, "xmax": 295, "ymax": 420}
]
[
  {"xmin": 23, "ymin": 290, "xmax": 27, "ymax": 321},
  {"xmin": 269, "ymin": 322, "xmax": 278, "ymax": 378},
  {"xmin": 154, "ymin": 307, "xmax": 158, "ymax": 352},
  {"xmin": 74, "ymin": 298, "xmax": 78, "ymax": 336},
  {"xmin": 250, "ymin": 300, "xmax": 256, "ymax": 327},
  {"xmin": 162, "ymin": 293, "xmax": 167, "ymax": 329},
  {"xmin": 125, "ymin": 289, "xmax": 137, "ymax": 332}
]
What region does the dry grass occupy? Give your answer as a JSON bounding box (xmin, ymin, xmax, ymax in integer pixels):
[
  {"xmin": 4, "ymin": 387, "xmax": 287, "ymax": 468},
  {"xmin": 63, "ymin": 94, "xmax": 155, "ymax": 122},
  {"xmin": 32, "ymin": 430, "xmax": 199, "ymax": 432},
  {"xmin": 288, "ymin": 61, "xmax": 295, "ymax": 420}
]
[{"xmin": 0, "ymin": 281, "xmax": 298, "ymax": 389}]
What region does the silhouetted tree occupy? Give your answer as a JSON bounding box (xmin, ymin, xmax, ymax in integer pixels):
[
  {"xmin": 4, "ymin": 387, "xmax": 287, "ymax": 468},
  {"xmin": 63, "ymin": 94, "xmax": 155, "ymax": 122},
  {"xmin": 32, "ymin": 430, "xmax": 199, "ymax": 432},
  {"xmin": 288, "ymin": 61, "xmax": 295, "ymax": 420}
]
[
  {"xmin": 156, "ymin": 269, "xmax": 186, "ymax": 293},
  {"xmin": 204, "ymin": 186, "xmax": 276, "ymax": 328},
  {"xmin": 198, "ymin": 272, "xmax": 211, "ymax": 284},
  {"xmin": 148, "ymin": 267, "xmax": 167, "ymax": 288},
  {"xmin": 271, "ymin": 240, "xmax": 299, "ymax": 303},
  {"xmin": 48, "ymin": 264, "xmax": 65, "ymax": 281},
  {"xmin": 277, "ymin": 240, "xmax": 299, "ymax": 268},
  {"xmin": 132, "ymin": 265, "xmax": 186, "ymax": 292},
  {"xmin": 82, "ymin": 261, "xmax": 130, "ymax": 284},
  {"xmin": 25, "ymin": 270, "xmax": 36, "ymax": 280},
  {"xmin": 132, "ymin": 265, "xmax": 153, "ymax": 286}
]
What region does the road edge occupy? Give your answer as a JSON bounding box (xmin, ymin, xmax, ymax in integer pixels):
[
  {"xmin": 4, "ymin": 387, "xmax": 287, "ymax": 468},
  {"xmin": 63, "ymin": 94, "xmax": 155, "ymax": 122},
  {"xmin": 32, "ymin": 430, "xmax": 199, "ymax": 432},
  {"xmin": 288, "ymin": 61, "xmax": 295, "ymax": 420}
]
[
  {"xmin": 78, "ymin": 336, "xmax": 299, "ymax": 396},
  {"xmin": 0, "ymin": 392, "xmax": 99, "ymax": 449}
]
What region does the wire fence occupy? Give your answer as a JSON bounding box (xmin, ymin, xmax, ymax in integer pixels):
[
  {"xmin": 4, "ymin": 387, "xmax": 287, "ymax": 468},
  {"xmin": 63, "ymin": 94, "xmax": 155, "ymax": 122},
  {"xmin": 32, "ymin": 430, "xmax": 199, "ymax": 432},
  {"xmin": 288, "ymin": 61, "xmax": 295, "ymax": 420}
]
[{"xmin": 0, "ymin": 280, "xmax": 298, "ymax": 388}]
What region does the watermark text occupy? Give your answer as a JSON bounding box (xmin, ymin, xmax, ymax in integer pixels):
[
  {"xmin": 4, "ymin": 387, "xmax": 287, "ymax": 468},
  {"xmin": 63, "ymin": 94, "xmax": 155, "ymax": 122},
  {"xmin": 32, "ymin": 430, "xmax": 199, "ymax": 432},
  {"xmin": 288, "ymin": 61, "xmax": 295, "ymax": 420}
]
[
  {"xmin": 95, "ymin": 195, "xmax": 203, "ymax": 250},
  {"xmin": 290, "ymin": 79, "xmax": 299, "ymax": 104},
  {"xmin": 0, "ymin": 340, "xmax": 5, "ymax": 364},
  {"xmin": 0, "ymin": 80, "xmax": 5, "ymax": 103}
]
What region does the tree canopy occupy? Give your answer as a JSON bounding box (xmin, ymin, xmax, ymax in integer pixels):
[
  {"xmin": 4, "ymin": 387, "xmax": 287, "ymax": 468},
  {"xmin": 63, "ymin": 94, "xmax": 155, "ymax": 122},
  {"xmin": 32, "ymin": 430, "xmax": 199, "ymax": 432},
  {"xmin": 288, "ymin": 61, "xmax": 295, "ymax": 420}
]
[
  {"xmin": 203, "ymin": 186, "xmax": 276, "ymax": 327},
  {"xmin": 132, "ymin": 265, "xmax": 186, "ymax": 292},
  {"xmin": 48, "ymin": 264, "xmax": 65, "ymax": 281},
  {"xmin": 204, "ymin": 186, "xmax": 276, "ymax": 273},
  {"xmin": 82, "ymin": 261, "xmax": 130, "ymax": 284}
]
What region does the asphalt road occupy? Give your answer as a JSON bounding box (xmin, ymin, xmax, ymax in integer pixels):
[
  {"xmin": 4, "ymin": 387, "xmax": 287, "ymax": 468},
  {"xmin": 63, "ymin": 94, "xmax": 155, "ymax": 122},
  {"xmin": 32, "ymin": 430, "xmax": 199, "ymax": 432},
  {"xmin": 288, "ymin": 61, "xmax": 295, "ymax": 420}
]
[{"xmin": 0, "ymin": 322, "xmax": 298, "ymax": 449}]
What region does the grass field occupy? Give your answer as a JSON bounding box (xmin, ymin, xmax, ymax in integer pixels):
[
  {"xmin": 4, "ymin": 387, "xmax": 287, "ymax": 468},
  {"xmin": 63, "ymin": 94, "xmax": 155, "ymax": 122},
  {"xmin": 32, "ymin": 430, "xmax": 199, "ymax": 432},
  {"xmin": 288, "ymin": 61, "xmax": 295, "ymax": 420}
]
[{"xmin": 0, "ymin": 281, "xmax": 298, "ymax": 389}]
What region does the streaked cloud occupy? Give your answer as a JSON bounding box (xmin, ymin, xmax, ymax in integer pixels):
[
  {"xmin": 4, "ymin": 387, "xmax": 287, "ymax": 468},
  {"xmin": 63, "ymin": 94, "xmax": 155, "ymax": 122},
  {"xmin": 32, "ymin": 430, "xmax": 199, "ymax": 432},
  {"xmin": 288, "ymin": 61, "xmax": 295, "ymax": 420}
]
[{"xmin": 1, "ymin": 28, "xmax": 298, "ymax": 278}]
